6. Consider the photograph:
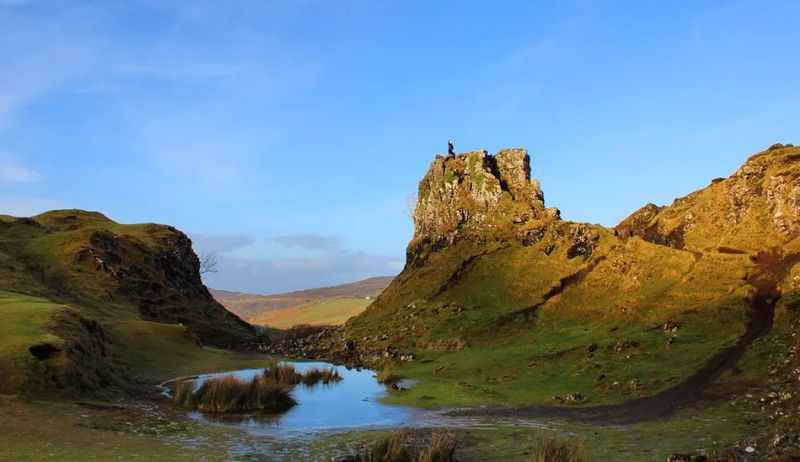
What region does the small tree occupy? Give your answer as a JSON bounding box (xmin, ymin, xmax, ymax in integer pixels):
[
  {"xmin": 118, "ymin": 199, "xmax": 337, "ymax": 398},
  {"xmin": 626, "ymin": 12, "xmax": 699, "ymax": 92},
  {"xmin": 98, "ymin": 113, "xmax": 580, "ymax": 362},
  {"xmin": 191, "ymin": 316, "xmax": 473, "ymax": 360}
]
[{"xmin": 199, "ymin": 253, "xmax": 218, "ymax": 275}]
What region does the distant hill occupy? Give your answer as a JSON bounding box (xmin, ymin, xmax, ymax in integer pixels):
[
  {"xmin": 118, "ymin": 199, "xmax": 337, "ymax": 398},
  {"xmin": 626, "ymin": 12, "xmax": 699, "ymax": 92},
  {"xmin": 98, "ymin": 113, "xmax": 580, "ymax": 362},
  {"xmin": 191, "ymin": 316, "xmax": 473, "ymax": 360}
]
[{"xmin": 211, "ymin": 276, "xmax": 393, "ymax": 327}]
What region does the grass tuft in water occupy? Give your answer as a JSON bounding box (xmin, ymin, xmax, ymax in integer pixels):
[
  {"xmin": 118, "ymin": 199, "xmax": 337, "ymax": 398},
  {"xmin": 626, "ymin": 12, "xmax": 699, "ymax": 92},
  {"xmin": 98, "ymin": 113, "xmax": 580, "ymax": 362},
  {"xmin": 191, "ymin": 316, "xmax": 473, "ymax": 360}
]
[
  {"xmin": 173, "ymin": 375, "xmax": 296, "ymax": 414},
  {"xmin": 262, "ymin": 361, "xmax": 303, "ymax": 386},
  {"xmin": 302, "ymin": 367, "xmax": 343, "ymax": 386}
]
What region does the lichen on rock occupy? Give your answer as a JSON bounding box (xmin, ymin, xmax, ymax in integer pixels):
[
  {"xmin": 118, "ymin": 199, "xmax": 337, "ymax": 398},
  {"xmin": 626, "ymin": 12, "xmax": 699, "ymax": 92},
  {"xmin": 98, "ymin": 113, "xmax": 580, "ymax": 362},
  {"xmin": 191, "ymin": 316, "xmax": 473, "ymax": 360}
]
[{"xmin": 411, "ymin": 148, "xmax": 552, "ymax": 255}]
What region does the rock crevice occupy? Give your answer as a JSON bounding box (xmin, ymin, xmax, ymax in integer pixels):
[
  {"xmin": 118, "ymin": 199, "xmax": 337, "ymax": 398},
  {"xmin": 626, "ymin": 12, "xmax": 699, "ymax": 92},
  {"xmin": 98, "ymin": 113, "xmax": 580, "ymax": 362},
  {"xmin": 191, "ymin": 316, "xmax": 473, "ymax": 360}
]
[{"xmin": 411, "ymin": 148, "xmax": 555, "ymax": 253}]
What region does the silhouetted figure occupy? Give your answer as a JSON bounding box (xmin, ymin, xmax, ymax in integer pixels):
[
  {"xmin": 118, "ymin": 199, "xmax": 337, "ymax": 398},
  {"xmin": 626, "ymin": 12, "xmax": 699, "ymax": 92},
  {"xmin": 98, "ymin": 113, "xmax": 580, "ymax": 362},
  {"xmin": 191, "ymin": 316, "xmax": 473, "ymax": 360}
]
[{"xmin": 448, "ymin": 139, "xmax": 455, "ymax": 157}]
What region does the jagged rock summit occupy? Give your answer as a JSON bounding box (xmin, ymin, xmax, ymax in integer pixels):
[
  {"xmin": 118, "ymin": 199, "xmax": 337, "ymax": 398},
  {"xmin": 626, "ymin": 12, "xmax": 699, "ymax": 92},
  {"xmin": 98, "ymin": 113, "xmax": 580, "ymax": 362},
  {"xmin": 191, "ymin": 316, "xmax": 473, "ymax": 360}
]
[
  {"xmin": 413, "ymin": 148, "xmax": 554, "ymax": 241},
  {"xmin": 409, "ymin": 148, "xmax": 569, "ymax": 266}
]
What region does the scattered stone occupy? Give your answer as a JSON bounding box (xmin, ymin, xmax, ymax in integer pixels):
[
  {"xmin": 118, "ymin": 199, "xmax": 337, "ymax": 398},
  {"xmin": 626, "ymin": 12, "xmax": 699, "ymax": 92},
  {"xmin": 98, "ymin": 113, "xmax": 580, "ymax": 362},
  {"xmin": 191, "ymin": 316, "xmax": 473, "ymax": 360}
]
[
  {"xmin": 666, "ymin": 453, "xmax": 691, "ymax": 462},
  {"xmin": 663, "ymin": 320, "xmax": 681, "ymax": 334},
  {"xmin": 613, "ymin": 340, "xmax": 640, "ymax": 353}
]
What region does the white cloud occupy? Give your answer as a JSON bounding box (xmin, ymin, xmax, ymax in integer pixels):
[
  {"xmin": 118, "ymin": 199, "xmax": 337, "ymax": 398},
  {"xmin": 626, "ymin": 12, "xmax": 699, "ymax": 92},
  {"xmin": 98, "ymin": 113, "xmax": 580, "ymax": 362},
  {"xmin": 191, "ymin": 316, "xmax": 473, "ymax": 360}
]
[
  {"xmin": 202, "ymin": 250, "xmax": 402, "ymax": 294},
  {"xmin": 190, "ymin": 233, "xmax": 256, "ymax": 255},
  {"xmin": 272, "ymin": 233, "xmax": 342, "ymax": 251}
]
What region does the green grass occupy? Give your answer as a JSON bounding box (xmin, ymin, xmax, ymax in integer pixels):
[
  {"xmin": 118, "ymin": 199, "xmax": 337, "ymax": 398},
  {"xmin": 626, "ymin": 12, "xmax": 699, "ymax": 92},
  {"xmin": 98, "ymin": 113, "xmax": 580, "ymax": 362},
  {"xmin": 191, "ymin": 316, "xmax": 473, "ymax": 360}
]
[
  {"xmin": 352, "ymin": 237, "xmax": 754, "ymax": 409},
  {"xmin": 107, "ymin": 320, "xmax": 271, "ymax": 382},
  {"xmin": 383, "ymin": 303, "xmax": 747, "ymax": 408},
  {"xmin": 0, "ymin": 291, "xmax": 66, "ymax": 394}
]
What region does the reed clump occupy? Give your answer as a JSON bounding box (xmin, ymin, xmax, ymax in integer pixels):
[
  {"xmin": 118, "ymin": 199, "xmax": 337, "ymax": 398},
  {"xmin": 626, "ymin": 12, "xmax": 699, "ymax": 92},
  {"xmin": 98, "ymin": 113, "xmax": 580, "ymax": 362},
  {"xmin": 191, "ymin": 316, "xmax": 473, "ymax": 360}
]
[
  {"xmin": 301, "ymin": 367, "xmax": 343, "ymax": 386},
  {"xmin": 531, "ymin": 438, "xmax": 584, "ymax": 462},
  {"xmin": 173, "ymin": 375, "xmax": 296, "ymax": 414},
  {"xmin": 357, "ymin": 429, "xmax": 456, "ymax": 462},
  {"xmin": 376, "ymin": 363, "xmax": 401, "ymax": 385},
  {"xmin": 262, "ymin": 361, "xmax": 303, "ymax": 385},
  {"xmin": 173, "ymin": 363, "xmax": 347, "ymax": 413}
]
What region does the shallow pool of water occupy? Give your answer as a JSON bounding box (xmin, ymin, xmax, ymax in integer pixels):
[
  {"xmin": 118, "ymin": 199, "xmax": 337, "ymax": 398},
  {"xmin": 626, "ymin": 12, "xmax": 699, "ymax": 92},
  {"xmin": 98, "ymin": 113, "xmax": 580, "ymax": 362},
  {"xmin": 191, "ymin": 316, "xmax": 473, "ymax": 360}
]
[{"xmin": 185, "ymin": 361, "xmax": 420, "ymax": 436}]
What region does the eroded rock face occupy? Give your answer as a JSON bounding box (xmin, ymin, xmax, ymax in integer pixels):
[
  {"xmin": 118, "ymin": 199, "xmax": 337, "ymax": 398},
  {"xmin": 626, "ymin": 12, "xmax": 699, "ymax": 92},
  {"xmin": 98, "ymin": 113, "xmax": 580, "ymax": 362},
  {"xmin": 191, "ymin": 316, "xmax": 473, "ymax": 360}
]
[
  {"xmin": 616, "ymin": 144, "xmax": 800, "ymax": 251},
  {"xmin": 412, "ymin": 148, "xmax": 550, "ymax": 246},
  {"xmin": 36, "ymin": 211, "xmax": 259, "ymax": 350}
]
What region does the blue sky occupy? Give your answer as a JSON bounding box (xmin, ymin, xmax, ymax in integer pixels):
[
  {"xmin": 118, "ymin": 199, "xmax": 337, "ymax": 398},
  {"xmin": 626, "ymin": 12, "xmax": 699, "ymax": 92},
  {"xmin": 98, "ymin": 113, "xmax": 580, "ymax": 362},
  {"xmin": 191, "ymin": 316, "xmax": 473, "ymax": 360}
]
[{"xmin": 1, "ymin": 1, "xmax": 798, "ymax": 294}]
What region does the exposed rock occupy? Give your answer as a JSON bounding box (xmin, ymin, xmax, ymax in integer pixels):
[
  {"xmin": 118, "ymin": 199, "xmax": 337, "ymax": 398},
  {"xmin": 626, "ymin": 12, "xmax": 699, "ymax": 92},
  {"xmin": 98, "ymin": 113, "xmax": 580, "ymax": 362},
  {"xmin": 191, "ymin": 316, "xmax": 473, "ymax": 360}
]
[
  {"xmin": 567, "ymin": 224, "xmax": 600, "ymax": 259},
  {"xmin": 618, "ymin": 144, "xmax": 800, "ymax": 251},
  {"xmin": 410, "ymin": 148, "xmax": 549, "ymax": 260},
  {"xmin": 615, "ymin": 203, "xmax": 662, "ymax": 239}
]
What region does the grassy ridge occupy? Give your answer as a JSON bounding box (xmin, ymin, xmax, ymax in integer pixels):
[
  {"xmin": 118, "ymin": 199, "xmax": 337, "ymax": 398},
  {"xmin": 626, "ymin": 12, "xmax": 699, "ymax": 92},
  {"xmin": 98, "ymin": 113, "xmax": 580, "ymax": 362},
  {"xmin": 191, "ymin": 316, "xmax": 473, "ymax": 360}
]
[
  {"xmin": 211, "ymin": 276, "xmax": 391, "ymax": 317},
  {"xmin": 349, "ymin": 219, "xmax": 756, "ymax": 408},
  {"xmin": 250, "ymin": 297, "xmax": 372, "ymax": 329}
]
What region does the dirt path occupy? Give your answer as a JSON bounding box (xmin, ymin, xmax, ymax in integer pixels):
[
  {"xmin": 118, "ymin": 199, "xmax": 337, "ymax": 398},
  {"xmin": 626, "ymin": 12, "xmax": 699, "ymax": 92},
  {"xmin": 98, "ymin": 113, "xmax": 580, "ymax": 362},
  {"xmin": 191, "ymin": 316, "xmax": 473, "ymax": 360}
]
[{"xmin": 453, "ymin": 250, "xmax": 800, "ymax": 425}]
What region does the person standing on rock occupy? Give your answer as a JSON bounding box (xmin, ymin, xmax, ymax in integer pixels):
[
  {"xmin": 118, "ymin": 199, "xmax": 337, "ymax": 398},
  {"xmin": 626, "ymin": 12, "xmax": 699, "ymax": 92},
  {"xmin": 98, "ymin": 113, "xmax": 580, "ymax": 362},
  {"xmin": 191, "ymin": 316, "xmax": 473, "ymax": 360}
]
[{"xmin": 448, "ymin": 139, "xmax": 455, "ymax": 157}]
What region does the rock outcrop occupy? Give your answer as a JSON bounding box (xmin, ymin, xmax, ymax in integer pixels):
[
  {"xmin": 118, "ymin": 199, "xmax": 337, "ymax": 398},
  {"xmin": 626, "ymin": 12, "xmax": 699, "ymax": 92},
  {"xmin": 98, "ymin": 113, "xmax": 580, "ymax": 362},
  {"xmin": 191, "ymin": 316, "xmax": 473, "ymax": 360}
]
[
  {"xmin": 616, "ymin": 143, "xmax": 800, "ymax": 252},
  {"xmin": 409, "ymin": 148, "xmax": 562, "ymax": 265},
  {"xmin": 7, "ymin": 210, "xmax": 258, "ymax": 350}
]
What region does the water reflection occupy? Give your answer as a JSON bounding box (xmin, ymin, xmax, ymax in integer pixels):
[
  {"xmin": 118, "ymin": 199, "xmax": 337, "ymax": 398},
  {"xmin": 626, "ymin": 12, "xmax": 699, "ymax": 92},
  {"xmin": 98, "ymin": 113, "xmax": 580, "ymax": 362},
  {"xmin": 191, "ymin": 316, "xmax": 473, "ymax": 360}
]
[{"xmin": 186, "ymin": 361, "xmax": 417, "ymax": 436}]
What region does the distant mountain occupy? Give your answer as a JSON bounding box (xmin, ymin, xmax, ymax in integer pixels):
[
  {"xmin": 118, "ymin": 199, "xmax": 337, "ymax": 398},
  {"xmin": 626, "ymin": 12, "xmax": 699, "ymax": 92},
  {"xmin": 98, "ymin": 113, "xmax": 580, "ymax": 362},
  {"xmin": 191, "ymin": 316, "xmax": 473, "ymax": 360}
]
[{"xmin": 211, "ymin": 276, "xmax": 394, "ymax": 327}]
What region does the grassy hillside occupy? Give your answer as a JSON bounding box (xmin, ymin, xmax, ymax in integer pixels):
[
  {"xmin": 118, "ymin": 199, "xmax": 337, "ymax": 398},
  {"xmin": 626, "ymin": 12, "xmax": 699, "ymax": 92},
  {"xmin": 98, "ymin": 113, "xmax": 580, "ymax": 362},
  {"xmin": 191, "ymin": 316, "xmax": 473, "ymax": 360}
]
[
  {"xmin": 249, "ymin": 297, "xmax": 372, "ymax": 329},
  {"xmin": 337, "ymin": 144, "xmax": 800, "ymax": 417},
  {"xmin": 0, "ymin": 210, "xmax": 261, "ymax": 397},
  {"xmin": 212, "ymin": 276, "xmax": 392, "ymax": 325}
]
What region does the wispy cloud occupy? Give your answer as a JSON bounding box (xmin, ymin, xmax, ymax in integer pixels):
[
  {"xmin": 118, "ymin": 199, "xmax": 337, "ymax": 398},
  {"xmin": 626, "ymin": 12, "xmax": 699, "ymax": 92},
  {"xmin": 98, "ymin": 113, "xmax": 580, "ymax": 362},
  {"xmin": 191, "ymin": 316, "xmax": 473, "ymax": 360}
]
[
  {"xmin": 190, "ymin": 233, "xmax": 256, "ymax": 255},
  {"xmin": 272, "ymin": 233, "xmax": 342, "ymax": 251},
  {"xmin": 203, "ymin": 250, "xmax": 402, "ymax": 294}
]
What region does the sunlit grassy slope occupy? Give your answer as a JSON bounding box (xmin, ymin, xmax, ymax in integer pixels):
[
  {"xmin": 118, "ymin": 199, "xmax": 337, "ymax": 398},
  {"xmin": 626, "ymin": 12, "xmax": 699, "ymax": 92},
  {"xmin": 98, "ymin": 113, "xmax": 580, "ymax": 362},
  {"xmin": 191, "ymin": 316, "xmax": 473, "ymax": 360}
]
[
  {"xmin": 211, "ymin": 276, "xmax": 392, "ymax": 323},
  {"xmin": 250, "ymin": 297, "xmax": 372, "ymax": 329},
  {"xmin": 0, "ymin": 291, "xmax": 66, "ymax": 393},
  {"xmin": 347, "ymin": 145, "xmax": 800, "ymax": 409}
]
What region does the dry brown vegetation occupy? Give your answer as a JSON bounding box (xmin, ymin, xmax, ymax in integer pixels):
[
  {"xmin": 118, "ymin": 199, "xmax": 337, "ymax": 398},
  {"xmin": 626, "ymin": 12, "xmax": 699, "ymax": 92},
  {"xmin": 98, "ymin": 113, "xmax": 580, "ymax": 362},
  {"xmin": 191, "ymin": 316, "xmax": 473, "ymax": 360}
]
[
  {"xmin": 261, "ymin": 361, "xmax": 303, "ymax": 385},
  {"xmin": 356, "ymin": 429, "xmax": 456, "ymax": 462},
  {"xmin": 172, "ymin": 375, "xmax": 296, "ymax": 413},
  {"xmin": 301, "ymin": 367, "xmax": 342, "ymax": 386},
  {"xmin": 530, "ymin": 438, "xmax": 584, "ymax": 462},
  {"xmin": 172, "ymin": 363, "xmax": 344, "ymax": 413}
]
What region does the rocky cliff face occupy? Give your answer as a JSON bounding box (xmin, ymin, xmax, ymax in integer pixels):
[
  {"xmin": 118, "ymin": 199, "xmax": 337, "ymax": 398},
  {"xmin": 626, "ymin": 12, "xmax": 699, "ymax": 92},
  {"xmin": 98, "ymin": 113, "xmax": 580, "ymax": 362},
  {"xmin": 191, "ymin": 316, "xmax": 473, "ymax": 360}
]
[
  {"xmin": 616, "ymin": 143, "xmax": 800, "ymax": 252},
  {"xmin": 409, "ymin": 148, "xmax": 563, "ymax": 265},
  {"xmin": 8, "ymin": 210, "xmax": 257, "ymax": 350}
]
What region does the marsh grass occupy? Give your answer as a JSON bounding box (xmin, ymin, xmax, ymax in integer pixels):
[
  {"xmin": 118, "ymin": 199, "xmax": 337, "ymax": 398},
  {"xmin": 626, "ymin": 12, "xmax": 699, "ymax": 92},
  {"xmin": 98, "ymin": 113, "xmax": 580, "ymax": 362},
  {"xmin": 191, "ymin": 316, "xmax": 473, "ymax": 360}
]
[
  {"xmin": 376, "ymin": 363, "xmax": 401, "ymax": 385},
  {"xmin": 357, "ymin": 429, "xmax": 456, "ymax": 462},
  {"xmin": 531, "ymin": 438, "xmax": 584, "ymax": 462},
  {"xmin": 173, "ymin": 375, "xmax": 296, "ymax": 414},
  {"xmin": 301, "ymin": 367, "xmax": 342, "ymax": 386},
  {"xmin": 173, "ymin": 363, "xmax": 344, "ymax": 413},
  {"xmin": 262, "ymin": 361, "xmax": 303, "ymax": 385}
]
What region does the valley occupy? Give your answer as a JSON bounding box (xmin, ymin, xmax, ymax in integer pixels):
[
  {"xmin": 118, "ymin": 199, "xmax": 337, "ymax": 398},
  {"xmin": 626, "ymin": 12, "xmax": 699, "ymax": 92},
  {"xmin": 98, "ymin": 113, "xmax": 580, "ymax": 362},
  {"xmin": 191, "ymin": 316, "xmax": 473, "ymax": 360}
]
[{"xmin": 1, "ymin": 144, "xmax": 799, "ymax": 461}]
